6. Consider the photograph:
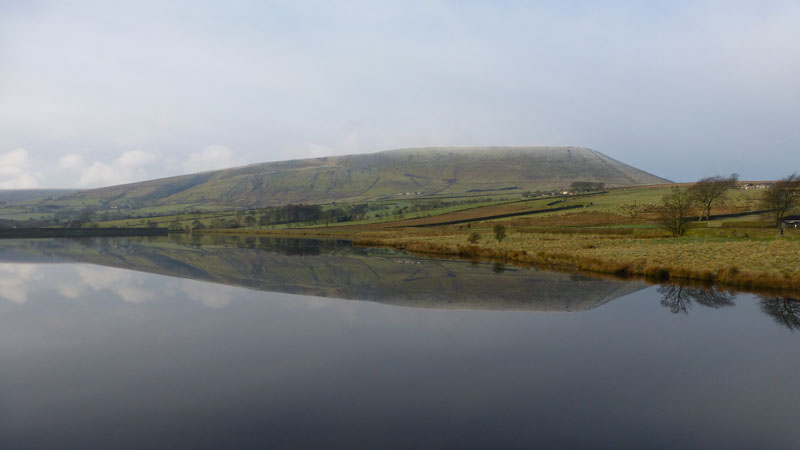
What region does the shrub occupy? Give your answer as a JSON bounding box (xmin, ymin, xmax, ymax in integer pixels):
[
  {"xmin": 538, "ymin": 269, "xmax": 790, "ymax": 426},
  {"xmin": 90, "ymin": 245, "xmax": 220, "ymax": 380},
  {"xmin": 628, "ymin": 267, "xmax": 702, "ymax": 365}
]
[{"xmin": 493, "ymin": 224, "xmax": 507, "ymax": 242}]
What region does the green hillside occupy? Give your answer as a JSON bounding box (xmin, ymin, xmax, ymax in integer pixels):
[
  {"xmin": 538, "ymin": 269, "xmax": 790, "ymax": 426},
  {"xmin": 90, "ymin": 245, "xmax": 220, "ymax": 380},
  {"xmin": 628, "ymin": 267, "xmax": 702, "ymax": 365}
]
[
  {"xmin": 0, "ymin": 189, "xmax": 78, "ymax": 204},
  {"xmin": 45, "ymin": 146, "xmax": 669, "ymax": 212}
]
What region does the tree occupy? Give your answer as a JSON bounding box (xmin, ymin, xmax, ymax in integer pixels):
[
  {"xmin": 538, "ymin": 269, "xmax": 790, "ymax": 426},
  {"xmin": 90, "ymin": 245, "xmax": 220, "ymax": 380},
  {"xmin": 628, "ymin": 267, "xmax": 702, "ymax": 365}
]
[
  {"xmin": 688, "ymin": 174, "xmax": 738, "ymax": 221},
  {"xmin": 658, "ymin": 285, "xmax": 736, "ymax": 314},
  {"xmin": 570, "ymin": 181, "xmax": 605, "ymax": 193},
  {"xmin": 322, "ymin": 210, "xmax": 331, "ymax": 227},
  {"xmin": 659, "ymin": 188, "xmax": 693, "ymax": 237},
  {"xmin": 761, "ymin": 173, "xmax": 800, "ymax": 226},
  {"xmin": 758, "ymin": 296, "xmax": 800, "ymax": 331},
  {"xmin": 493, "ymin": 224, "xmax": 506, "ymax": 242}
]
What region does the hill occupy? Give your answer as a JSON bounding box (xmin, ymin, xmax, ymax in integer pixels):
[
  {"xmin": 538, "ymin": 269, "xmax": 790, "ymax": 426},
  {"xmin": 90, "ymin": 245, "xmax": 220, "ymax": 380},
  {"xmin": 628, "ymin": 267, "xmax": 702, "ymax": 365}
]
[
  {"xmin": 26, "ymin": 146, "xmax": 670, "ymax": 212},
  {"xmin": 0, "ymin": 189, "xmax": 78, "ymax": 204}
]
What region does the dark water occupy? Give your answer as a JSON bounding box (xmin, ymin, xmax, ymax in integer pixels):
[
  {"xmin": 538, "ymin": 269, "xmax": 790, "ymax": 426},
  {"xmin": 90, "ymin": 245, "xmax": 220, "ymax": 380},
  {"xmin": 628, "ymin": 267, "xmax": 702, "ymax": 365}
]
[{"xmin": 0, "ymin": 236, "xmax": 798, "ymax": 449}]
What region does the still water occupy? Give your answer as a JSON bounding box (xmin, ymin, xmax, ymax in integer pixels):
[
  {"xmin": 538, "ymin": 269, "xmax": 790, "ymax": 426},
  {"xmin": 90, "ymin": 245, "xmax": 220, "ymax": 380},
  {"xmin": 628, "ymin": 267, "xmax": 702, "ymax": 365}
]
[{"xmin": 0, "ymin": 236, "xmax": 798, "ymax": 449}]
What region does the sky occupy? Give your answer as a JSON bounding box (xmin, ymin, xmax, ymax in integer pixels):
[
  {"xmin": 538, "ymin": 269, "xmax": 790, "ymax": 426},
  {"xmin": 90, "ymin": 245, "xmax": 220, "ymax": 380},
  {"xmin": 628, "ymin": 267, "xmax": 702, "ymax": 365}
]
[{"xmin": 1, "ymin": 0, "xmax": 799, "ymax": 189}]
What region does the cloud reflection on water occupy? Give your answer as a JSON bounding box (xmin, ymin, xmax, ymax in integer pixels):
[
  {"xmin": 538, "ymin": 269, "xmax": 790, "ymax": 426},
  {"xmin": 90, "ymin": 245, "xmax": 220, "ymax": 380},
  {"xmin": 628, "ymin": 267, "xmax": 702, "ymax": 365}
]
[{"xmin": 0, "ymin": 263, "xmax": 41, "ymax": 304}]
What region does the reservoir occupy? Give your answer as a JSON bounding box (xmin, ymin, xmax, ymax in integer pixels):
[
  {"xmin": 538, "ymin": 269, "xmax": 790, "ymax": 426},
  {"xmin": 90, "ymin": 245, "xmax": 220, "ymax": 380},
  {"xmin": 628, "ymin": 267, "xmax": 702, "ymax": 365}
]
[{"xmin": 0, "ymin": 236, "xmax": 797, "ymax": 449}]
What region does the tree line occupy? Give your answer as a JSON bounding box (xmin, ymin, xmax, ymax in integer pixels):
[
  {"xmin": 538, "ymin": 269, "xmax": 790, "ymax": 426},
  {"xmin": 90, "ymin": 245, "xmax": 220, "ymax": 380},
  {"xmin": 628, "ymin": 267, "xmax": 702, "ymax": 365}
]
[{"xmin": 660, "ymin": 173, "xmax": 800, "ymax": 237}]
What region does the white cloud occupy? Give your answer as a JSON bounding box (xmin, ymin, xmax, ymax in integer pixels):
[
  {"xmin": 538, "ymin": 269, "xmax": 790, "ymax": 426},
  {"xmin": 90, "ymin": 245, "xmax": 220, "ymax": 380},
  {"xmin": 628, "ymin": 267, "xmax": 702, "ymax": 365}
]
[
  {"xmin": 59, "ymin": 149, "xmax": 158, "ymax": 188},
  {"xmin": 56, "ymin": 146, "xmax": 241, "ymax": 188},
  {"xmin": 58, "ymin": 153, "xmax": 86, "ymax": 170},
  {"xmin": 301, "ymin": 131, "xmax": 362, "ymax": 159},
  {"xmin": 115, "ymin": 149, "xmax": 157, "ymax": 168},
  {"xmin": 76, "ymin": 266, "xmax": 155, "ymax": 303},
  {"xmin": 182, "ymin": 145, "xmax": 238, "ymax": 173},
  {"xmin": 0, "ymin": 264, "xmax": 41, "ymax": 304},
  {"xmin": 181, "ymin": 280, "xmax": 233, "ymax": 308},
  {"xmin": 0, "ymin": 148, "xmax": 41, "ymax": 188},
  {"xmin": 57, "ymin": 281, "xmax": 86, "ymax": 300},
  {"xmin": 76, "ymin": 162, "xmax": 121, "ymax": 187}
]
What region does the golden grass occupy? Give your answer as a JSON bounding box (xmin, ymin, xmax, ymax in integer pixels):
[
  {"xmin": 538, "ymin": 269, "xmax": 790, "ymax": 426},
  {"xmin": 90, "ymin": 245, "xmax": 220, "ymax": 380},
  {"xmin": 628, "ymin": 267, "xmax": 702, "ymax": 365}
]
[
  {"xmin": 351, "ymin": 230, "xmax": 800, "ymax": 292},
  {"xmin": 196, "ymin": 222, "xmax": 800, "ymax": 292}
]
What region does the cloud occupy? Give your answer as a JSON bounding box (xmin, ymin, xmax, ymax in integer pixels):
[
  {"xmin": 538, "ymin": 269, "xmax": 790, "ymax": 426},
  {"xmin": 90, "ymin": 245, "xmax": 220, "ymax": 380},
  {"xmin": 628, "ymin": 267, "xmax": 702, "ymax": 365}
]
[
  {"xmin": 58, "ymin": 153, "xmax": 86, "ymax": 170},
  {"xmin": 115, "ymin": 149, "xmax": 157, "ymax": 168},
  {"xmin": 182, "ymin": 145, "xmax": 238, "ymax": 173},
  {"xmin": 0, "ymin": 264, "xmax": 41, "ymax": 304},
  {"xmin": 301, "ymin": 132, "xmax": 362, "ymax": 159},
  {"xmin": 181, "ymin": 280, "xmax": 233, "ymax": 308},
  {"xmin": 59, "ymin": 149, "xmax": 158, "ymax": 188},
  {"xmin": 56, "ymin": 146, "xmax": 241, "ymax": 188},
  {"xmin": 3, "ymin": 2, "xmax": 800, "ymax": 184},
  {"xmin": 0, "ymin": 148, "xmax": 41, "ymax": 188},
  {"xmin": 75, "ymin": 266, "xmax": 155, "ymax": 303},
  {"xmin": 57, "ymin": 281, "xmax": 86, "ymax": 300}
]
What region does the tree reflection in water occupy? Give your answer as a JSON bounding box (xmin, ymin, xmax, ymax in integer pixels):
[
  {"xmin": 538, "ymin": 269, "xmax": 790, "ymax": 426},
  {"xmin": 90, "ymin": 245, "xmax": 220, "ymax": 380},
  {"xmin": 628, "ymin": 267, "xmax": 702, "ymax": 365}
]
[
  {"xmin": 657, "ymin": 284, "xmax": 736, "ymax": 314},
  {"xmin": 758, "ymin": 296, "xmax": 800, "ymax": 331},
  {"xmin": 492, "ymin": 262, "xmax": 506, "ymax": 274}
]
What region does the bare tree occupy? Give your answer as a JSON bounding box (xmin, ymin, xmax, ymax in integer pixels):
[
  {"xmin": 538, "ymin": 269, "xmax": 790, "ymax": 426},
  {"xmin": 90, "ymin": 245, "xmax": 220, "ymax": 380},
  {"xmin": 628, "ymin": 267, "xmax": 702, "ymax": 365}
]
[
  {"xmin": 761, "ymin": 173, "xmax": 800, "ymax": 226},
  {"xmin": 688, "ymin": 174, "xmax": 738, "ymax": 221},
  {"xmin": 659, "ymin": 188, "xmax": 693, "ymax": 237},
  {"xmin": 758, "ymin": 296, "xmax": 800, "ymax": 331},
  {"xmin": 658, "ymin": 285, "xmax": 736, "ymax": 314},
  {"xmin": 492, "ymin": 262, "xmax": 506, "ymax": 273}
]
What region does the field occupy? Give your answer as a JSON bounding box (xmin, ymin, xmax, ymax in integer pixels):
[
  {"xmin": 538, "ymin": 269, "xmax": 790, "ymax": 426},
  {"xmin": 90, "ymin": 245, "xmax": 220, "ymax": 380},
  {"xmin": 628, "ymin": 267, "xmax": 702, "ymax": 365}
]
[
  {"xmin": 3, "ymin": 181, "xmax": 799, "ymax": 293},
  {"xmin": 183, "ymin": 184, "xmax": 800, "ymax": 293}
]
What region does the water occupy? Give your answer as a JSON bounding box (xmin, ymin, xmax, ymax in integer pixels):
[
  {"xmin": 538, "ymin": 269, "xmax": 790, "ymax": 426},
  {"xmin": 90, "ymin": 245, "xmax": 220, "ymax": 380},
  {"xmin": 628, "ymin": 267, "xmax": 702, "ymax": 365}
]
[{"xmin": 0, "ymin": 236, "xmax": 798, "ymax": 449}]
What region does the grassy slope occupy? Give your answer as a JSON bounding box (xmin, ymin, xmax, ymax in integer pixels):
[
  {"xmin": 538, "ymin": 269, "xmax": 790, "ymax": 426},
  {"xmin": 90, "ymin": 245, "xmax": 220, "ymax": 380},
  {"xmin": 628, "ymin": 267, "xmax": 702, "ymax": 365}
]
[{"xmin": 4, "ymin": 147, "xmax": 668, "ymax": 218}]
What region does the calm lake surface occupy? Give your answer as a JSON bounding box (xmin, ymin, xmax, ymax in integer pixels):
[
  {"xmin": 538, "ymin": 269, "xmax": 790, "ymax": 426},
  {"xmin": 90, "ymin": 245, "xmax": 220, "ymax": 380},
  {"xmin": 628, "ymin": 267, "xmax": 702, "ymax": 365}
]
[{"xmin": 0, "ymin": 236, "xmax": 798, "ymax": 449}]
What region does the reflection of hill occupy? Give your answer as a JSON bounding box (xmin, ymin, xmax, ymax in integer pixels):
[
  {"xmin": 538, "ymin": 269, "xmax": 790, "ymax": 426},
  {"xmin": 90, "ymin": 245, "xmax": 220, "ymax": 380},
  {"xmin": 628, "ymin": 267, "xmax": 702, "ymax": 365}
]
[{"xmin": 0, "ymin": 236, "xmax": 647, "ymax": 311}]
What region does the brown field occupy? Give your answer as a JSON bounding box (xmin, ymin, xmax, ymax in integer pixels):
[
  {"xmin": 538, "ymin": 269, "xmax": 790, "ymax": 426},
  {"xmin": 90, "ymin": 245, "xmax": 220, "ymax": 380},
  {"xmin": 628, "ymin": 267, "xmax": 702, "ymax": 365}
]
[{"xmin": 366, "ymin": 197, "xmax": 591, "ymax": 228}]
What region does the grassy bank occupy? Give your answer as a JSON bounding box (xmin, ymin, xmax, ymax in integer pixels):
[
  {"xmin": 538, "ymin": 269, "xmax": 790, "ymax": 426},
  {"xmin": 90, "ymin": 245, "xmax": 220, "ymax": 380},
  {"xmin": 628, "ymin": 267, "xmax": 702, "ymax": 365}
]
[
  {"xmin": 196, "ymin": 225, "xmax": 800, "ymax": 293},
  {"xmin": 354, "ymin": 231, "xmax": 800, "ymax": 291}
]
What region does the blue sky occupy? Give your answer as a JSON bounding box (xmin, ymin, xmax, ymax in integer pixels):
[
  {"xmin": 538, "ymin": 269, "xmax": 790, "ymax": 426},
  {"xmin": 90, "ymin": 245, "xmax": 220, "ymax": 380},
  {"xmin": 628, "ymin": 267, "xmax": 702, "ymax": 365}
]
[{"xmin": 1, "ymin": 0, "xmax": 799, "ymax": 188}]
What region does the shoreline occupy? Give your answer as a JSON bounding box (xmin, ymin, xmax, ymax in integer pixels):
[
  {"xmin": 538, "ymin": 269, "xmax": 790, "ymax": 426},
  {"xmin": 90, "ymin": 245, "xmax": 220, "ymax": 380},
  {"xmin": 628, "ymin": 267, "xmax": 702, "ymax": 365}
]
[
  {"xmin": 0, "ymin": 227, "xmax": 169, "ymax": 239},
  {"xmin": 194, "ymin": 227, "xmax": 800, "ymax": 294}
]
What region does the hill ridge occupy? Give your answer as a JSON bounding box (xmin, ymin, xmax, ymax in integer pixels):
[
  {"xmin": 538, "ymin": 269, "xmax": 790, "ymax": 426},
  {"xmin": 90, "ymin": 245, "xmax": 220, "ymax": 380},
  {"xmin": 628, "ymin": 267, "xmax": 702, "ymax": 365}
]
[{"xmin": 46, "ymin": 146, "xmax": 669, "ymax": 211}]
